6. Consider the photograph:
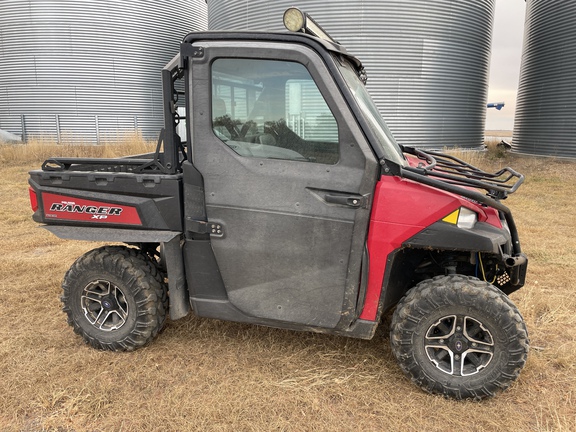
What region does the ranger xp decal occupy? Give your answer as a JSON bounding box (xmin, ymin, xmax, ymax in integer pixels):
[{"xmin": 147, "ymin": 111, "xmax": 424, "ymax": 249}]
[{"xmin": 42, "ymin": 193, "xmax": 142, "ymax": 225}]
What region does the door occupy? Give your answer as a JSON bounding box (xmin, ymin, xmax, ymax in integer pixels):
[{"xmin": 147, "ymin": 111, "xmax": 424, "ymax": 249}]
[{"xmin": 188, "ymin": 41, "xmax": 378, "ymax": 329}]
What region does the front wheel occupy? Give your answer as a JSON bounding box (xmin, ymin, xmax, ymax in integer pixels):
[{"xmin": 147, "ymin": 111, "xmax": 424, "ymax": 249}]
[
  {"xmin": 61, "ymin": 246, "xmax": 168, "ymax": 351},
  {"xmin": 390, "ymin": 275, "xmax": 529, "ymax": 400}
]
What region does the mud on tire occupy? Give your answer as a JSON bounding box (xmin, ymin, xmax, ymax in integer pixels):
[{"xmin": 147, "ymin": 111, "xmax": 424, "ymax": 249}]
[
  {"xmin": 390, "ymin": 275, "xmax": 529, "ymax": 400},
  {"xmin": 61, "ymin": 246, "xmax": 168, "ymax": 351}
]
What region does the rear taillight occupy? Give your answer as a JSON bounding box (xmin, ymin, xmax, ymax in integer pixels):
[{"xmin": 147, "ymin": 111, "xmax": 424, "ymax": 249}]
[{"xmin": 29, "ymin": 188, "xmax": 38, "ymax": 212}]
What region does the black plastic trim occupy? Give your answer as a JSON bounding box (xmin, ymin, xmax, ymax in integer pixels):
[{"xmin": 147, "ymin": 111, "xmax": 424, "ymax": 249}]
[
  {"xmin": 41, "ymin": 225, "xmax": 181, "ymax": 243},
  {"xmin": 189, "ymin": 295, "xmax": 378, "ymax": 340},
  {"xmin": 403, "ymin": 221, "xmax": 510, "ymax": 254},
  {"xmin": 163, "ymin": 235, "xmax": 190, "ymax": 320}
]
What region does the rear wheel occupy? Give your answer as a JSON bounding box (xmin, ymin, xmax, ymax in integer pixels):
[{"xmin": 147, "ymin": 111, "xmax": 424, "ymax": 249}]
[
  {"xmin": 61, "ymin": 246, "xmax": 168, "ymax": 351},
  {"xmin": 390, "ymin": 275, "xmax": 529, "ymax": 399}
]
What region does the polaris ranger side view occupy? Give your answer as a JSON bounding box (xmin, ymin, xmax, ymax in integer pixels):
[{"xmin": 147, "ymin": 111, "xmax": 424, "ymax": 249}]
[{"xmin": 28, "ymin": 8, "xmax": 529, "ymax": 399}]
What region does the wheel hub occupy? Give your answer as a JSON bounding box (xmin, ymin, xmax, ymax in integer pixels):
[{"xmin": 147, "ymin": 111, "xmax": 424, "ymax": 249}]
[
  {"xmin": 452, "ymin": 338, "xmax": 468, "ymax": 354},
  {"xmin": 81, "ymin": 280, "xmax": 128, "ymax": 332},
  {"xmin": 101, "ymin": 297, "xmax": 117, "ymax": 310},
  {"xmin": 424, "ymin": 315, "xmax": 494, "ymax": 376}
]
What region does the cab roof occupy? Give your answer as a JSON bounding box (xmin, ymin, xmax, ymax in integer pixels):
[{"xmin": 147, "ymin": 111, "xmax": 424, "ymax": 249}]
[{"xmin": 181, "ymin": 30, "xmax": 366, "ymax": 81}]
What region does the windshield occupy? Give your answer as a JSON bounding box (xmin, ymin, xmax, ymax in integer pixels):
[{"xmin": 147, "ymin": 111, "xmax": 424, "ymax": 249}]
[{"xmin": 336, "ymin": 60, "xmax": 406, "ymax": 166}]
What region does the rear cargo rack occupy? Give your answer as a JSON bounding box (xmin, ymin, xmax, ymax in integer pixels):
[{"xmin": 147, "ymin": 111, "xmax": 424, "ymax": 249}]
[
  {"xmin": 41, "ymin": 157, "xmax": 156, "ymax": 173},
  {"xmin": 40, "ymin": 129, "xmax": 178, "ymax": 174}
]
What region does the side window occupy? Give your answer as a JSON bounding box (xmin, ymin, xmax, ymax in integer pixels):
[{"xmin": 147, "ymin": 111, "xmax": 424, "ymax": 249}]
[{"xmin": 211, "ymin": 58, "xmax": 339, "ymax": 164}]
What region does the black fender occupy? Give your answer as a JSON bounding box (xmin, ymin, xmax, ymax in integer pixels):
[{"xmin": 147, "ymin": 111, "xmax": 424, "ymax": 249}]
[
  {"xmin": 402, "ymin": 221, "xmax": 510, "ymax": 254},
  {"xmin": 375, "ymin": 221, "xmax": 526, "ymax": 319},
  {"xmin": 42, "ymin": 226, "xmax": 190, "ymax": 320}
]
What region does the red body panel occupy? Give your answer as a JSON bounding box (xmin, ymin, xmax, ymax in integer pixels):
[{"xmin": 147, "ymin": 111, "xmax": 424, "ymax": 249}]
[
  {"xmin": 360, "ymin": 175, "xmax": 502, "ymax": 321},
  {"xmin": 42, "ymin": 192, "xmax": 142, "ymax": 225}
]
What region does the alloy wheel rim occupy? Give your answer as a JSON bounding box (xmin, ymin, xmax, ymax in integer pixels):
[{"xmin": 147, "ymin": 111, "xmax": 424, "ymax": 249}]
[
  {"xmin": 81, "ymin": 280, "xmax": 128, "ymax": 331},
  {"xmin": 424, "ymin": 314, "xmax": 494, "ymax": 376}
]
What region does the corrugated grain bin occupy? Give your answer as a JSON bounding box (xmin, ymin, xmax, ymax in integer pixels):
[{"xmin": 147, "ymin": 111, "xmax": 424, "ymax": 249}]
[
  {"xmin": 513, "ymin": 0, "xmax": 576, "ymax": 158},
  {"xmin": 0, "ymin": 0, "xmax": 207, "ymax": 143},
  {"xmin": 208, "ymin": 0, "xmax": 495, "ymax": 149}
]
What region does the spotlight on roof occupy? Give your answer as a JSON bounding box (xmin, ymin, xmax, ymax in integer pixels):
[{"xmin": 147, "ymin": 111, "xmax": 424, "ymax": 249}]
[{"xmin": 283, "ymin": 7, "xmax": 337, "ymax": 44}]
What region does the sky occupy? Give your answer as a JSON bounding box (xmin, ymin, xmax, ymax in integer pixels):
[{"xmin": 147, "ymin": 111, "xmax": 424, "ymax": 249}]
[{"xmin": 486, "ymin": 0, "xmax": 527, "ymax": 131}]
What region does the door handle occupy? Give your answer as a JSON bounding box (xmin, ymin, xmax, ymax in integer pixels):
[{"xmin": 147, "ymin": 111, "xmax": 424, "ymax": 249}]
[{"xmin": 324, "ymin": 194, "xmax": 365, "ymax": 208}]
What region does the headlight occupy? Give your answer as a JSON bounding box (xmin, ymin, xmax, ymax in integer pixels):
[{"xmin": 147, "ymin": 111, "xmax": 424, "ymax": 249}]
[{"xmin": 442, "ymin": 207, "xmax": 477, "ymax": 229}]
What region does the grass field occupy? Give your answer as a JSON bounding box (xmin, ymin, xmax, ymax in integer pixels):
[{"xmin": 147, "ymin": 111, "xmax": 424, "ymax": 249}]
[{"xmin": 0, "ymin": 139, "xmax": 575, "ymax": 431}]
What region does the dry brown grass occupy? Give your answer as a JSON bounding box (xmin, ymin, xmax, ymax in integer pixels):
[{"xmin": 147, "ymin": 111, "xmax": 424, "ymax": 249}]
[
  {"xmin": 0, "ymin": 133, "xmax": 157, "ymax": 166},
  {"xmin": 0, "ymin": 139, "xmax": 575, "ymax": 431}
]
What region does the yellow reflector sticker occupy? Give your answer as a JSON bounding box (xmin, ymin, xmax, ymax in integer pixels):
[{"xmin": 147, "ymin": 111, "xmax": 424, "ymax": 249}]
[{"xmin": 442, "ymin": 209, "xmax": 460, "ymax": 225}]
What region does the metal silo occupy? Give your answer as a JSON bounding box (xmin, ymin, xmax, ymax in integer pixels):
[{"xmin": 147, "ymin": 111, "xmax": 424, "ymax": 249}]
[
  {"xmin": 0, "ymin": 0, "xmax": 207, "ymax": 143},
  {"xmin": 513, "ymin": 0, "xmax": 576, "ymax": 158},
  {"xmin": 207, "ymin": 0, "xmax": 495, "ymax": 149}
]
